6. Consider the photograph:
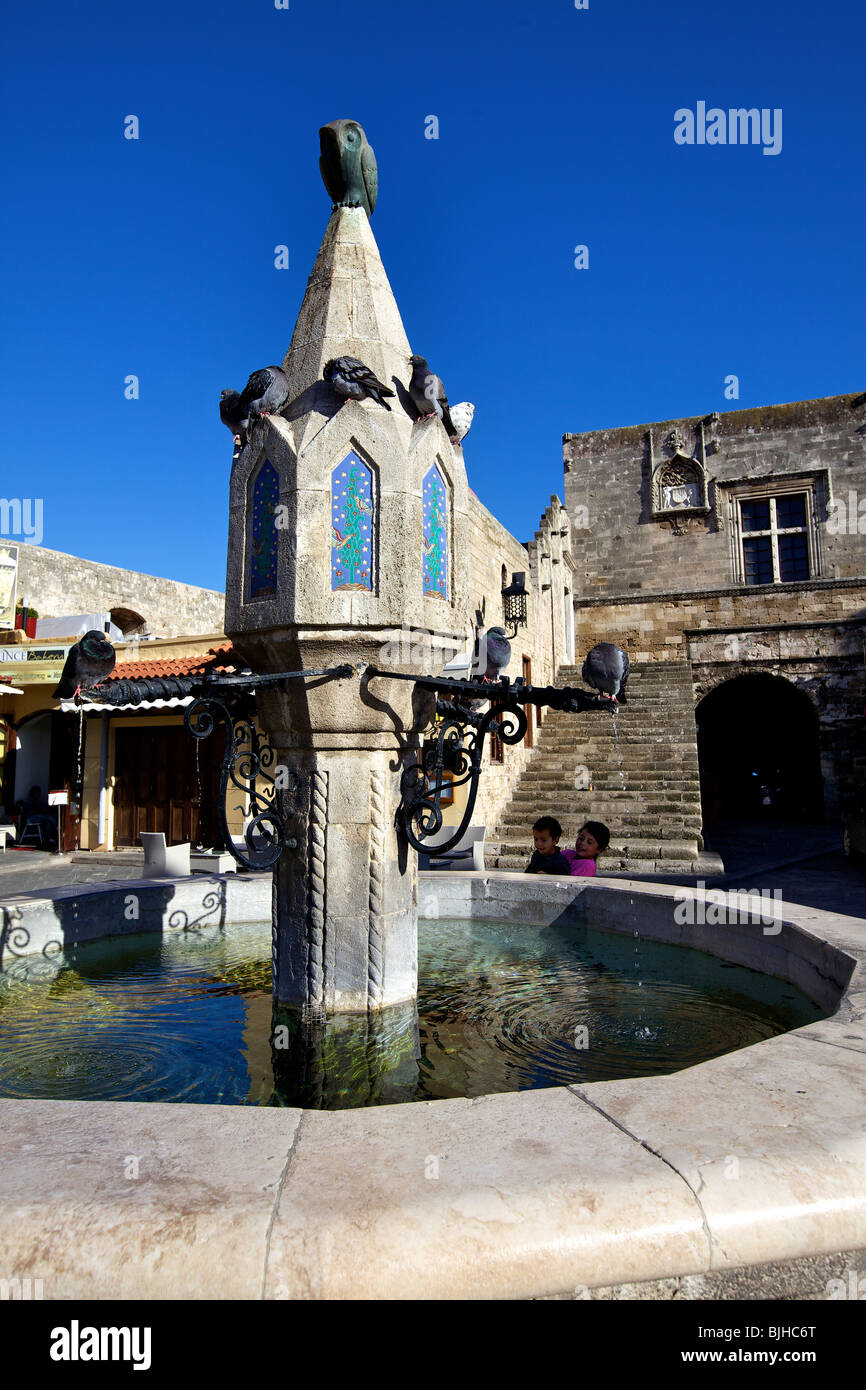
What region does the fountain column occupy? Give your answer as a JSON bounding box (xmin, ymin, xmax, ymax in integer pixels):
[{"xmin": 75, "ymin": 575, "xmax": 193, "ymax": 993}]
[{"xmin": 225, "ymin": 204, "xmax": 470, "ymax": 1012}]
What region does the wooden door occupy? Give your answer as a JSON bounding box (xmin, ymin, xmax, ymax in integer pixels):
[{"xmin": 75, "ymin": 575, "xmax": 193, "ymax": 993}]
[
  {"xmin": 114, "ymin": 724, "xmax": 209, "ymax": 847},
  {"xmin": 522, "ymin": 657, "xmax": 533, "ymax": 748}
]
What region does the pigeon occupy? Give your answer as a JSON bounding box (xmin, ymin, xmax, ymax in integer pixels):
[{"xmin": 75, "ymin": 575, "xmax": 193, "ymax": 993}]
[
  {"xmin": 473, "ymin": 626, "xmax": 512, "ymax": 681},
  {"xmin": 237, "ymin": 366, "xmax": 290, "ymax": 431},
  {"xmin": 449, "ymin": 401, "xmax": 475, "ymax": 445},
  {"xmin": 319, "ymin": 120, "xmax": 378, "ymax": 218},
  {"xmin": 323, "ymin": 356, "xmax": 394, "ymax": 410},
  {"xmin": 581, "ymin": 643, "xmax": 630, "ymax": 703},
  {"xmin": 52, "ymin": 631, "xmax": 116, "ymax": 700},
  {"xmin": 408, "ymin": 355, "xmax": 457, "ymax": 439},
  {"xmin": 219, "ymin": 389, "xmax": 247, "ymax": 445}
]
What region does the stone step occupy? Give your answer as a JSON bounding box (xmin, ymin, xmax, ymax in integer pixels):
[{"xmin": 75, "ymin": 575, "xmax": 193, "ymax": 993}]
[
  {"xmin": 497, "ymin": 820, "xmax": 705, "ymax": 838},
  {"xmin": 492, "ymin": 856, "xmax": 700, "ymax": 875},
  {"xmin": 496, "ymin": 837, "xmax": 700, "ymax": 860},
  {"xmin": 490, "ymin": 658, "xmax": 702, "ymax": 864}
]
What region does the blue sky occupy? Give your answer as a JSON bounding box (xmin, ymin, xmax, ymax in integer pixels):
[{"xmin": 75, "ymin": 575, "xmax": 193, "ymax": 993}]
[{"xmin": 3, "ymin": 0, "xmax": 863, "ymax": 592}]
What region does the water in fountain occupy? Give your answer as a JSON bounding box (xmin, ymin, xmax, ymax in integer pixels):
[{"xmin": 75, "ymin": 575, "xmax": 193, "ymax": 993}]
[{"xmin": 0, "ymin": 917, "xmax": 823, "ymax": 1108}]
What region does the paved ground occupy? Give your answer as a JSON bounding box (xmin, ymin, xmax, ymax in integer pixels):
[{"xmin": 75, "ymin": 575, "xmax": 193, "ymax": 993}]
[
  {"xmin": 0, "ymin": 849, "xmax": 151, "ymax": 897},
  {"xmin": 1, "ymin": 822, "xmax": 863, "ymax": 920},
  {"xmin": 537, "ymin": 1245, "xmax": 866, "ymax": 1300}
]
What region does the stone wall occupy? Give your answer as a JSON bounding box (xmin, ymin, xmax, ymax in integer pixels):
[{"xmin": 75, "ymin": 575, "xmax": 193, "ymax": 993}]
[
  {"xmin": 14, "ymin": 544, "xmax": 225, "ymax": 637},
  {"xmin": 573, "ymin": 578, "xmax": 866, "ymax": 663},
  {"xmin": 446, "ymin": 492, "xmax": 575, "ymax": 836},
  {"xmin": 564, "ymin": 393, "xmax": 866, "ymax": 601}
]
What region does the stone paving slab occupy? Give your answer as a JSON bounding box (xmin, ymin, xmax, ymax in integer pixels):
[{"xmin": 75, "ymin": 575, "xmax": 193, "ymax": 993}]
[
  {"xmin": 0, "ymin": 1100, "xmax": 300, "ymax": 1300},
  {"xmin": 263, "ymin": 1088, "xmax": 709, "ymax": 1300},
  {"xmin": 571, "ymin": 1032, "xmax": 866, "ymax": 1273}
]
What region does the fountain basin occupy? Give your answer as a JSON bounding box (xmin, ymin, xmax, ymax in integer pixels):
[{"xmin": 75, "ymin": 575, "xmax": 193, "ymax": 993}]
[{"xmin": 0, "ymin": 871, "xmax": 863, "ymax": 1299}]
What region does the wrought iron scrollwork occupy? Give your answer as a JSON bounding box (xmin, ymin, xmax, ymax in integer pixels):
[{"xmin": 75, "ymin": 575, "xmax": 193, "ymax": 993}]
[
  {"xmin": 185, "ymin": 692, "xmax": 288, "ymax": 871},
  {"xmin": 397, "ymin": 696, "xmax": 527, "ymax": 854},
  {"xmin": 367, "ymin": 668, "xmax": 611, "ymax": 857}
]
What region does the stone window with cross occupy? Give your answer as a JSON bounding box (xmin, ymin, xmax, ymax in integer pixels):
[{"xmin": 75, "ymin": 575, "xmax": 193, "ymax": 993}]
[{"xmin": 722, "ymin": 473, "xmax": 828, "ymax": 585}]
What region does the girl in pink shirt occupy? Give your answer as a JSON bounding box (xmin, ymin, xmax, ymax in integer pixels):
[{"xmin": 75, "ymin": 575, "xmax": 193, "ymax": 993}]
[{"xmin": 562, "ymin": 820, "xmax": 610, "ymax": 877}]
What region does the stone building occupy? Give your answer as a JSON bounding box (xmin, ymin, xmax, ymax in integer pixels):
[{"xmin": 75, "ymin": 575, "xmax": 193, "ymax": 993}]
[
  {"xmin": 15, "ymin": 544, "xmax": 224, "ymax": 637},
  {"xmin": 560, "ymin": 392, "xmax": 866, "ymax": 829},
  {"xmin": 0, "ymin": 547, "xmax": 228, "ymax": 843}
]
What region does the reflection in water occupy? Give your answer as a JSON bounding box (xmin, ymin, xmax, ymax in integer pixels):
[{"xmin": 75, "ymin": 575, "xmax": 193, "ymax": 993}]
[{"xmin": 0, "ymin": 917, "xmax": 824, "ymax": 1108}]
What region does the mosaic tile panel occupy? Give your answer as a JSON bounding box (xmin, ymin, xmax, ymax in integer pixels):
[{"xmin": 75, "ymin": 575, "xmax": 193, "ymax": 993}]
[
  {"xmin": 248, "ymin": 459, "xmax": 278, "ymax": 599},
  {"xmin": 422, "ymin": 463, "xmax": 448, "ymax": 600},
  {"xmin": 331, "ymin": 451, "xmax": 374, "ymax": 592}
]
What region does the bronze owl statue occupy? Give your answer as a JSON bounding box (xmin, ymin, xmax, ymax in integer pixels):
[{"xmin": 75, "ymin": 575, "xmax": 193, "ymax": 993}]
[{"xmin": 319, "ymin": 119, "xmax": 378, "ymax": 218}]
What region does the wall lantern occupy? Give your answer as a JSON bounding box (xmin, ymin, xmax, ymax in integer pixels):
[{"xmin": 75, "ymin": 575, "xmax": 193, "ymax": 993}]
[{"xmin": 501, "ymin": 572, "xmax": 528, "ymax": 638}]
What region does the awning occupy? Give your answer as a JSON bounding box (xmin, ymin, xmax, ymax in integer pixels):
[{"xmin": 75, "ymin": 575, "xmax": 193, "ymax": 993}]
[{"xmin": 61, "ymin": 695, "xmax": 195, "ymax": 713}]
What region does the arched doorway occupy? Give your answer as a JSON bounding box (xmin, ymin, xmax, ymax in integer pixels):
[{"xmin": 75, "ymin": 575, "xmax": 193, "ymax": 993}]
[{"xmin": 696, "ymin": 674, "xmax": 823, "ymax": 825}]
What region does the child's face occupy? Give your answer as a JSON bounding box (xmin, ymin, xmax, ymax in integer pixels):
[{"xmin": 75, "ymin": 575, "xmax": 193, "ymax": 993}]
[
  {"xmin": 533, "ymin": 828, "xmax": 560, "ymax": 856},
  {"xmin": 575, "ymin": 827, "xmax": 600, "ymax": 859}
]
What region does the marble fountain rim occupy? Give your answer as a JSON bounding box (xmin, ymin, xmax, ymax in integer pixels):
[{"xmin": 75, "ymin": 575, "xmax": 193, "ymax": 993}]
[{"xmin": 0, "ymin": 870, "xmax": 863, "ymax": 1300}]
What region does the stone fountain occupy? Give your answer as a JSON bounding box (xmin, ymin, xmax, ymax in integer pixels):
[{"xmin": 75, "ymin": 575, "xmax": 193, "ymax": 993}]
[{"xmin": 224, "ymin": 133, "xmax": 471, "ymax": 1015}]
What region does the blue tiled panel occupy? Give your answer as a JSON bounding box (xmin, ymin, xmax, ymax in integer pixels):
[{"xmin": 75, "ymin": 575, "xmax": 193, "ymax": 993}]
[
  {"xmin": 249, "ymin": 459, "xmax": 279, "ymax": 599},
  {"xmin": 422, "ymin": 464, "xmax": 447, "ymax": 599},
  {"xmin": 332, "ymin": 452, "xmax": 374, "ymax": 592}
]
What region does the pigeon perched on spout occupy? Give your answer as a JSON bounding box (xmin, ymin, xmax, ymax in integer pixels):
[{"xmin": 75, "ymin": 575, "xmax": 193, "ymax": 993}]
[
  {"xmin": 324, "ymin": 356, "xmax": 394, "ymax": 410},
  {"xmin": 581, "ymin": 643, "xmax": 630, "ymax": 703},
  {"xmin": 408, "ymin": 355, "xmax": 457, "ymax": 440},
  {"xmin": 52, "ymin": 631, "xmax": 116, "ymax": 700},
  {"xmin": 473, "ymin": 626, "xmax": 512, "ymax": 681}
]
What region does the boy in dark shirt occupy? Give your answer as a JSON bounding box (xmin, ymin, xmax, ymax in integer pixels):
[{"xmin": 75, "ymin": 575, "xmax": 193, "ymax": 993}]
[{"xmin": 525, "ymin": 816, "xmax": 572, "ymax": 875}]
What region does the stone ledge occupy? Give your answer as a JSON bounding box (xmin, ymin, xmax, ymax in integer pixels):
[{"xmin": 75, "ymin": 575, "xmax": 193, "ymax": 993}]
[{"xmin": 572, "ymin": 577, "xmax": 866, "ymax": 610}]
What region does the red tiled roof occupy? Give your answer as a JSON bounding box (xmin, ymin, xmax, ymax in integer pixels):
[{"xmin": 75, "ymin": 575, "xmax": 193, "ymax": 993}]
[{"xmin": 109, "ymin": 643, "xmax": 238, "ymax": 681}]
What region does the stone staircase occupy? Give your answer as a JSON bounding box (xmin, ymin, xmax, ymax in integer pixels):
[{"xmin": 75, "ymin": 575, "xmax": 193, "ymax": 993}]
[{"xmin": 488, "ymin": 661, "xmax": 706, "ymax": 874}]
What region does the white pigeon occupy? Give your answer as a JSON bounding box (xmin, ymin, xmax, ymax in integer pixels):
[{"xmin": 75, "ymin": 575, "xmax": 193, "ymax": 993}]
[{"xmin": 450, "ymin": 401, "xmax": 475, "ymax": 445}]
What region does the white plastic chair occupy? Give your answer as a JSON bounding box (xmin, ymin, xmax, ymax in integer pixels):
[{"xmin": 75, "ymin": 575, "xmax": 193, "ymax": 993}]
[
  {"xmin": 140, "ymin": 832, "xmax": 191, "ymax": 877},
  {"xmin": 418, "ymin": 824, "xmax": 486, "ymax": 871}
]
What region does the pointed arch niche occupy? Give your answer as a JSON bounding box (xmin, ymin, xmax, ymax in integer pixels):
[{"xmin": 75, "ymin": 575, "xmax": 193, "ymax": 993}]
[
  {"xmin": 422, "ymin": 462, "xmax": 449, "ymax": 600},
  {"xmin": 247, "ymin": 457, "xmax": 279, "ymax": 601},
  {"xmin": 331, "ymin": 449, "xmax": 376, "ymax": 592}
]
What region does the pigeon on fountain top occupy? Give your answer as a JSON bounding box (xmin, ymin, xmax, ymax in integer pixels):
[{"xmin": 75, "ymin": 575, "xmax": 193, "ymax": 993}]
[
  {"xmin": 219, "ymin": 367, "xmax": 290, "ymax": 446},
  {"xmin": 219, "ymin": 389, "xmax": 247, "ymax": 445},
  {"xmin": 324, "ymin": 356, "xmax": 395, "ymax": 410},
  {"xmin": 237, "ymin": 366, "xmax": 290, "ymax": 425},
  {"xmin": 408, "ymin": 355, "xmax": 458, "ymax": 441},
  {"xmin": 449, "ymin": 402, "xmax": 475, "ymax": 446},
  {"xmin": 581, "ymin": 643, "xmax": 630, "ymax": 704}
]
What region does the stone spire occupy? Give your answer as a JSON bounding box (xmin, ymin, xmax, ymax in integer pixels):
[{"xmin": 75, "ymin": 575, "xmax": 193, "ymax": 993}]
[
  {"xmin": 280, "ymin": 206, "xmax": 416, "ymax": 456},
  {"xmin": 224, "ymin": 196, "xmax": 472, "ymax": 1015}
]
